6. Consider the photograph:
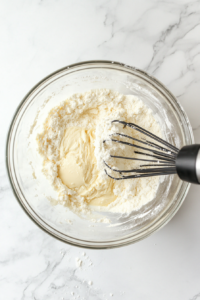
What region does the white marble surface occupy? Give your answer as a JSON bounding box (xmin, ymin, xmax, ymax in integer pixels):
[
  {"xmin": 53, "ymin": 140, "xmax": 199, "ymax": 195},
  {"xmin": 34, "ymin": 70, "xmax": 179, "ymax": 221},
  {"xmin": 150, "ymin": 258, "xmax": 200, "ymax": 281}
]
[{"xmin": 1, "ymin": 0, "xmax": 200, "ymax": 299}]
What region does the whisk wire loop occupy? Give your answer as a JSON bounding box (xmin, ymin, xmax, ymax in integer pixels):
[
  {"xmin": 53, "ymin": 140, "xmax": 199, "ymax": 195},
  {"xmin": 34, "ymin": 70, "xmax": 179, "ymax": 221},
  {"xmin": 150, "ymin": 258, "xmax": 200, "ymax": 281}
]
[{"xmin": 104, "ymin": 120, "xmax": 179, "ymax": 180}]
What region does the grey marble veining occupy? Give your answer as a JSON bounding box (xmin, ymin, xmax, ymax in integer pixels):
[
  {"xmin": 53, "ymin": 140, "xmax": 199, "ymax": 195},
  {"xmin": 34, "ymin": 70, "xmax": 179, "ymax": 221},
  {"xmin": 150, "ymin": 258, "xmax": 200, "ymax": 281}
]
[{"xmin": 1, "ymin": 0, "xmax": 200, "ymax": 299}]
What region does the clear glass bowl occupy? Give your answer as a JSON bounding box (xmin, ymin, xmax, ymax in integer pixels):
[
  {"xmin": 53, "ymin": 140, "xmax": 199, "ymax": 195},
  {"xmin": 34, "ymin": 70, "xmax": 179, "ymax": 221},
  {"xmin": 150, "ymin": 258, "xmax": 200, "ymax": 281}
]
[{"xmin": 6, "ymin": 60, "xmax": 193, "ymax": 248}]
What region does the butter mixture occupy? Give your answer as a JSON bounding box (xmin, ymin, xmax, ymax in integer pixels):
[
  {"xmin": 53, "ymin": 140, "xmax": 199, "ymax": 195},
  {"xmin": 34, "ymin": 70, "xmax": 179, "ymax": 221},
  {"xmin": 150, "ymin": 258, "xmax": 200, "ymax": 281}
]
[
  {"xmin": 37, "ymin": 89, "xmax": 161, "ymax": 216},
  {"xmin": 58, "ymin": 126, "xmax": 115, "ymax": 206}
]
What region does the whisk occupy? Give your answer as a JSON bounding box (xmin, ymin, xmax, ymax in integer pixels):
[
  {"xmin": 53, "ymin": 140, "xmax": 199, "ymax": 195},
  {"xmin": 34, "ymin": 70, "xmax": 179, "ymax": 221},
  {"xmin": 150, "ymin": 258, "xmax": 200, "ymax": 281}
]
[{"xmin": 103, "ymin": 120, "xmax": 200, "ymax": 184}]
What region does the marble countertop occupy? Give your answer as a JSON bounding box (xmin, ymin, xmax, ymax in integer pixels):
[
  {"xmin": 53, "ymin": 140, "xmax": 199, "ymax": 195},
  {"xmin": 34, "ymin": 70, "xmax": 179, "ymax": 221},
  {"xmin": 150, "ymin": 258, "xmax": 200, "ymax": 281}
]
[{"xmin": 1, "ymin": 0, "xmax": 200, "ymax": 299}]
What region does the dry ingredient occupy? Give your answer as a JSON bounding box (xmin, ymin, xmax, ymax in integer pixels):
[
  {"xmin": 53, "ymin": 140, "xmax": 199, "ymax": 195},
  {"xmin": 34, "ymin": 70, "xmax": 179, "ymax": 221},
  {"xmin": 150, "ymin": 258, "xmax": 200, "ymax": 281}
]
[{"xmin": 37, "ymin": 89, "xmax": 161, "ymax": 217}]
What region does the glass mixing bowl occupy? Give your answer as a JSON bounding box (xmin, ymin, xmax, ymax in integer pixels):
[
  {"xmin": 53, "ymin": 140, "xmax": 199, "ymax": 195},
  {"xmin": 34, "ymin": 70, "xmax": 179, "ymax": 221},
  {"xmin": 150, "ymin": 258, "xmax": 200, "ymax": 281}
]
[{"xmin": 6, "ymin": 60, "xmax": 193, "ymax": 248}]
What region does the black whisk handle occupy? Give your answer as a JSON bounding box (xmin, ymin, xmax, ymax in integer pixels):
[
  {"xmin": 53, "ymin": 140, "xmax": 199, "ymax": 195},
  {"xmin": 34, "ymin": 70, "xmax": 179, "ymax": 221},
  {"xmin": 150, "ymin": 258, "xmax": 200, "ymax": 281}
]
[{"xmin": 176, "ymin": 145, "xmax": 200, "ymax": 184}]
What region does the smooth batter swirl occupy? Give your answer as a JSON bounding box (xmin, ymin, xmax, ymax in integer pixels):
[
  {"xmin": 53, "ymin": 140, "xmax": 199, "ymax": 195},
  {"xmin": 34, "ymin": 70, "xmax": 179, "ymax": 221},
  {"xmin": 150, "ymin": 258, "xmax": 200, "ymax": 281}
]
[{"xmin": 58, "ymin": 127, "xmax": 116, "ymax": 206}]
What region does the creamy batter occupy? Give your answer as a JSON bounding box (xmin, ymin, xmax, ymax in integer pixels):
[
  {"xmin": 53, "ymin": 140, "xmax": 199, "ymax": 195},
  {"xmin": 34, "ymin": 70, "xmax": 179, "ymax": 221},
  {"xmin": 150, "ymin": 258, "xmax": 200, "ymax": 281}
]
[
  {"xmin": 37, "ymin": 89, "xmax": 161, "ymax": 216},
  {"xmin": 58, "ymin": 126, "xmax": 116, "ymax": 206}
]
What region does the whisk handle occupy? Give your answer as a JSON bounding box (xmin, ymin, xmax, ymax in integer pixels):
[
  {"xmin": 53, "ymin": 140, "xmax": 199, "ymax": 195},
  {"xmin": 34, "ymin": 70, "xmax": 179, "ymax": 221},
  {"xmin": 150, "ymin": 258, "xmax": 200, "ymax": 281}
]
[{"xmin": 176, "ymin": 145, "xmax": 200, "ymax": 184}]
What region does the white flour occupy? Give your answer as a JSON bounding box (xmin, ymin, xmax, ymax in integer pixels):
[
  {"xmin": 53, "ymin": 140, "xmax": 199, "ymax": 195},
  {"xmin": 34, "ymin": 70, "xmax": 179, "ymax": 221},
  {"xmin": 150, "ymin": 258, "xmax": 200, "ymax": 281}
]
[{"xmin": 37, "ymin": 89, "xmax": 161, "ymax": 217}]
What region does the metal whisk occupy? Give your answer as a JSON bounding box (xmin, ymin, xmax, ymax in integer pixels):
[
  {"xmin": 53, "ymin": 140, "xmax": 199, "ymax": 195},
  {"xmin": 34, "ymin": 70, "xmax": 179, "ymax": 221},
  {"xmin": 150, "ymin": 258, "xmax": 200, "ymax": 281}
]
[{"xmin": 104, "ymin": 120, "xmax": 200, "ymax": 184}]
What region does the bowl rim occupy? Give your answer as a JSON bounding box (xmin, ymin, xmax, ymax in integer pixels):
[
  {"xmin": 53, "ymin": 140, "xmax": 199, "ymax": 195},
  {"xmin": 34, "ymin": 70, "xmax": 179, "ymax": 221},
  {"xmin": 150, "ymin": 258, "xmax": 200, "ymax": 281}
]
[{"xmin": 6, "ymin": 60, "xmax": 194, "ymax": 249}]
